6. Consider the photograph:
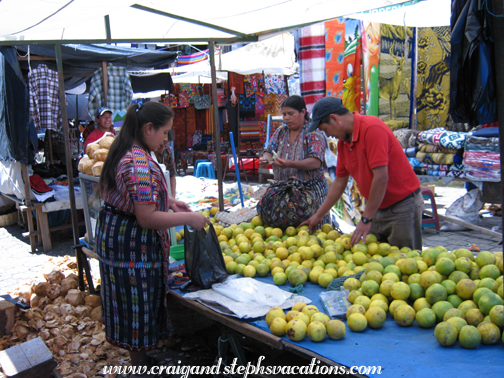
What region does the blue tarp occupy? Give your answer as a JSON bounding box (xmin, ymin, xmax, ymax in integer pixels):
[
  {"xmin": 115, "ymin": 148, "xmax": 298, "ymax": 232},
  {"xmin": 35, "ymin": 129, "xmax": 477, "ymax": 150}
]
[
  {"xmin": 175, "ymin": 270, "xmax": 504, "ymax": 378},
  {"xmin": 0, "ymin": 47, "xmax": 29, "ymax": 163},
  {"xmin": 15, "ymin": 44, "xmax": 178, "ymax": 90}
]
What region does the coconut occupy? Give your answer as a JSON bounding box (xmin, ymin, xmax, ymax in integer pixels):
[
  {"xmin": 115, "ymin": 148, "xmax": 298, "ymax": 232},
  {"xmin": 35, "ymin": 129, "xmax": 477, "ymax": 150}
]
[
  {"xmin": 74, "ymin": 305, "xmax": 91, "ymax": 318},
  {"xmin": 84, "ymin": 294, "xmax": 101, "ymax": 308},
  {"xmin": 46, "ymin": 284, "xmax": 61, "ymax": 300},
  {"xmin": 90, "ymin": 306, "xmax": 102, "ymax": 321},
  {"xmin": 65, "ymin": 289, "xmax": 84, "ymax": 306},
  {"xmin": 34, "ymin": 282, "xmax": 50, "ymax": 297},
  {"xmin": 61, "ymin": 278, "xmax": 78, "ymax": 296},
  {"xmin": 48, "ymin": 270, "xmax": 65, "ymax": 285}
]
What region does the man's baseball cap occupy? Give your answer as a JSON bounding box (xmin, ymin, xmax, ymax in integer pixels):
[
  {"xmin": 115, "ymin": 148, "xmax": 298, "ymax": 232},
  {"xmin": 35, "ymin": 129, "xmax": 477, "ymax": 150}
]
[
  {"xmin": 96, "ymin": 107, "xmax": 112, "ymax": 117},
  {"xmin": 308, "ymin": 97, "xmax": 345, "ymax": 132}
]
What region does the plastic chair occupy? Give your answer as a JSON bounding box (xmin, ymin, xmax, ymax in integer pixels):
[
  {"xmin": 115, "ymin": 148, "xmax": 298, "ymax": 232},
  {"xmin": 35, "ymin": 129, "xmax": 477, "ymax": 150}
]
[
  {"xmin": 195, "ymin": 162, "xmax": 215, "ymax": 179},
  {"xmin": 421, "ymin": 187, "xmax": 440, "ymax": 234},
  {"xmin": 193, "ymin": 159, "xmax": 210, "ymax": 174}
]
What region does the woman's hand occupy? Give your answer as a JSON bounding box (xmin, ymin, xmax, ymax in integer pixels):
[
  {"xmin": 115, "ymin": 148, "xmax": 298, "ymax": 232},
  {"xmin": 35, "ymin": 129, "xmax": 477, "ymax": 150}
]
[
  {"xmin": 171, "ymin": 200, "xmax": 191, "ymax": 213},
  {"xmin": 274, "ymin": 156, "xmax": 290, "ymax": 169},
  {"xmin": 190, "ymin": 213, "xmax": 211, "ymax": 230},
  {"xmin": 259, "ymin": 153, "xmax": 272, "ymax": 168}
]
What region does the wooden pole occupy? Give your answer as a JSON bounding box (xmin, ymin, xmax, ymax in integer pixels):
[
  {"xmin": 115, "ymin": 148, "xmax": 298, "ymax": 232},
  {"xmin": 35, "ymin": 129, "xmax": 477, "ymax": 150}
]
[
  {"xmin": 101, "ymin": 61, "xmax": 108, "ymax": 106},
  {"xmin": 490, "ymin": 0, "xmax": 504, "ymax": 251},
  {"xmin": 54, "ymin": 44, "xmax": 80, "ymax": 247},
  {"xmin": 209, "ymin": 40, "xmax": 224, "ymax": 211}
]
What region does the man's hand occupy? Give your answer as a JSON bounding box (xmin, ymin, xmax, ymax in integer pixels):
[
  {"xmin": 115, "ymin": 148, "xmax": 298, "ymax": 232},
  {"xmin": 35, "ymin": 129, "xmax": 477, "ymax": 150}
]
[
  {"xmin": 299, "ymin": 214, "xmax": 323, "ymax": 233},
  {"xmin": 350, "ymin": 221, "xmax": 372, "ymax": 247}
]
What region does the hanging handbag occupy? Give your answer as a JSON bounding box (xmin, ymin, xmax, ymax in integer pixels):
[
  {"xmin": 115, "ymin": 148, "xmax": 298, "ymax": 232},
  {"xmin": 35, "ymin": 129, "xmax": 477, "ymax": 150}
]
[
  {"xmin": 194, "ymin": 85, "xmax": 211, "ymax": 109},
  {"xmin": 178, "ymin": 93, "xmax": 190, "ymax": 108}
]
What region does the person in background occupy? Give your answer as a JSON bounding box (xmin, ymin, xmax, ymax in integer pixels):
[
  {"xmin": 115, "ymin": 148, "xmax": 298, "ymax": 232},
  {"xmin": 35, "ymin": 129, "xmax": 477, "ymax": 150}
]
[
  {"xmin": 301, "ymin": 97, "xmax": 423, "ymax": 250},
  {"xmin": 258, "ymin": 95, "xmax": 330, "ymax": 225},
  {"xmin": 83, "ymin": 107, "xmax": 115, "ymax": 151},
  {"xmin": 96, "ymin": 102, "xmax": 209, "ymax": 378},
  {"xmin": 155, "ymin": 129, "xmax": 177, "ymax": 197}
]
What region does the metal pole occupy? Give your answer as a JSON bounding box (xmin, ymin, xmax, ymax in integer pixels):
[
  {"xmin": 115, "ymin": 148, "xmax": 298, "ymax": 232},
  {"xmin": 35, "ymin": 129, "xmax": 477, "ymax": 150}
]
[
  {"xmin": 55, "ymin": 44, "xmax": 80, "ymax": 247},
  {"xmin": 209, "ymin": 40, "xmax": 225, "ymax": 211},
  {"xmin": 490, "ymin": 0, "xmax": 504, "ymax": 250}
]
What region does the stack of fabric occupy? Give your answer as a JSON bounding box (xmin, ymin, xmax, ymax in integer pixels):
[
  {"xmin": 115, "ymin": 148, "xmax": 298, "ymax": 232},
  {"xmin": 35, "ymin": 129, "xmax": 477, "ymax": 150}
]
[
  {"xmin": 464, "ymin": 127, "xmax": 501, "ymax": 182},
  {"xmin": 411, "ymin": 127, "xmax": 468, "ymax": 178}
]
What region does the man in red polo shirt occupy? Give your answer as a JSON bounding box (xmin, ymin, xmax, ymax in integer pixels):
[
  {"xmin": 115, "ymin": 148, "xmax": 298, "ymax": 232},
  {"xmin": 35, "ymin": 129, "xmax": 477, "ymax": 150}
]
[
  {"xmin": 83, "ymin": 107, "xmax": 115, "ymax": 151},
  {"xmin": 301, "ymin": 97, "xmax": 423, "ymax": 250}
]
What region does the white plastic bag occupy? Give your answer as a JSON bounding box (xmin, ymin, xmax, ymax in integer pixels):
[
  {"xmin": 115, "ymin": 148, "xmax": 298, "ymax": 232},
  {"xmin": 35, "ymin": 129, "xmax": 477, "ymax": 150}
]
[
  {"xmin": 212, "ymin": 277, "xmax": 292, "ymax": 307},
  {"xmin": 441, "ymin": 189, "xmax": 483, "ymax": 231}
]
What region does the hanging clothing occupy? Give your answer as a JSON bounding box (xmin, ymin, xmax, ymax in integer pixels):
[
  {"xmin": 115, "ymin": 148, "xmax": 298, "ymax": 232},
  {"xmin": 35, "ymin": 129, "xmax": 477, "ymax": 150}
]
[
  {"xmin": 87, "ymin": 64, "xmax": 133, "ymax": 117},
  {"xmin": 450, "ymin": 0, "xmax": 497, "ymax": 126},
  {"xmin": 29, "ymin": 64, "xmax": 63, "ymax": 131}
]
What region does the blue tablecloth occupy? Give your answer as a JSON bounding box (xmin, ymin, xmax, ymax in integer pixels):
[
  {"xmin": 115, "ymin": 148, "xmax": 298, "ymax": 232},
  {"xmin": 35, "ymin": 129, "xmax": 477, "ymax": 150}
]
[{"xmin": 173, "ymin": 268, "xmax": 504, "ymax": 378}]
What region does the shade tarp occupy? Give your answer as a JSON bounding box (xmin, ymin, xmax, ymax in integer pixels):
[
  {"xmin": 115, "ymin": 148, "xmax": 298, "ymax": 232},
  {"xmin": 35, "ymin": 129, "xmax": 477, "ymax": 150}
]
[
  {"xmin": 172, "ymin": 33, "xmax": 296, "ymax": 75},
  {"xmin": 346, "ymin": 0, "xmax": 451, "ymax": 27},
  {"xmin": 0, "ymin": 0, "xmax": 414, "ymax": 44}
]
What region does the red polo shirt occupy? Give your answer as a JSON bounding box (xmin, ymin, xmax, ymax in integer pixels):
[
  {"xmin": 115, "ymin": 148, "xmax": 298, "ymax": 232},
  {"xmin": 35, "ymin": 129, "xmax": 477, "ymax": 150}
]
[{"xmin": 335, "ymin": 113, "xmax": 420, "ymax": 209}]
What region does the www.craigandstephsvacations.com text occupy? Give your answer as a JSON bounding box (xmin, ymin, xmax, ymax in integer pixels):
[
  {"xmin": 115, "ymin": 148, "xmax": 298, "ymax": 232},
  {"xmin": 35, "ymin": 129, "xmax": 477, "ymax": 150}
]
[{"xmin": 102, "ymin": 356, "xmax": 383, "ymax": 376}]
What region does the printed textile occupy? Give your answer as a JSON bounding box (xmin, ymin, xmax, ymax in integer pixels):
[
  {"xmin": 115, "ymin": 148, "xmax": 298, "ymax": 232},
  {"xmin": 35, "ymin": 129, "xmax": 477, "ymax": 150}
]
[
  {"xmin": 465, "ymin": 136, "xmax": 500, "ymax": 152},
  {"xmin": 88, "ymin": 64, "xmax": 133, "ymax": 117},
  {"xmin": 379, "ymin": 24, "xmax": 413, "ymax": 123},
  {"xmin": 416, "ymin": 26, "xmax": 451, "ymax": 130},
  {"xmin": 29, "ymin": 64, "xmax": 64, "ymax": 131},
  {"xmin": 361, "ymin": 21, "xmax": 381, "ymax": 116},
  {"xmin": 264, "ymin": 74, "xmax": 287, "ymax": 95},
  {"xmin": 299, "ymin": 23, "xmax": 326, "ymax": 113},
  {"xmin": 417, "ymin": 127, "xmax": 469, "ymax": 149},
  {"xmin": 342, "ymin": 18, "xmax": 362, "ymax": 113},
  {"xmin": 416, "ymin": 151, "xmax": 463, "ymax": 165},
  {"xmin": 324, "ymin": 18, "xmax": 345, "ymax": 99}
]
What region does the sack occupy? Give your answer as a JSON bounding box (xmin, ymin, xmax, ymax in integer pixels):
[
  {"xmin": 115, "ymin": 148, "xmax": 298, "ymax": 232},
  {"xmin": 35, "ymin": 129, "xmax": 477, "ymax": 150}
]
[
  {"xmin": 257, "ymin": 178, "xmax": 319, "ymax": 228},
  {"xmin": 184, "ymin": 224, "xmax": 227, "ymax": 289},
  {"xmin": 441, "ymin": 189, "xmax": 484, "ymax": 231},
  {"xmin": 193, "ymin": 86, "xmax": 210, "ymax": 109}
]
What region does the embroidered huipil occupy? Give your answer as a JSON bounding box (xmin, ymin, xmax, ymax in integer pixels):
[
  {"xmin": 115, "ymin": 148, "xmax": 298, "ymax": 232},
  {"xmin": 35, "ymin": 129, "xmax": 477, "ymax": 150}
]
[
  {"xmin": 103, "ymin": 145, "xmax": 170, "ymax": 268},
  {"xmin": 87, "ymin": 64, "xmax": 133, "ymax": 117},
  {"xmin": 28, "ymin": 64, "xmax": 64, "ymax": 131},
  {"xmin": 267, "ymin": 125, "xmax": 327, "ymax": 182}
]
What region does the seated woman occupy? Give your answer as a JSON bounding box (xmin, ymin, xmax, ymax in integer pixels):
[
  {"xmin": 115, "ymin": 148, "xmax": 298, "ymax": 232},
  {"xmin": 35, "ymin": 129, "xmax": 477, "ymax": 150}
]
[
  {"xmin": 258, "ymin": 95, "xmax": 330, "ymax": 227},
  {"xmin": 96, "ymin": 102, "xmax": 209, "ymax": 378}
]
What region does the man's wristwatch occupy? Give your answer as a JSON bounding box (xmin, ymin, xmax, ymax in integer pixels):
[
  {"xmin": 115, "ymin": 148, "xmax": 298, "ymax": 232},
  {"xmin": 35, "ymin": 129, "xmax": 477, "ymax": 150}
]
[{"xmin": 361, "ymin": 216, "xmax": 372, "ymax": 224}]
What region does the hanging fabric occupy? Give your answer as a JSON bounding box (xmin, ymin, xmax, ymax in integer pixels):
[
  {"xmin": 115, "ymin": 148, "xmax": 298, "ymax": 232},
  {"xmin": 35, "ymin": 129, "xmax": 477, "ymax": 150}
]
[
  {"xmin": 87, "ymin": 64, "xmax": 133, "ymax": 117},
  {"xmin": 342, "ymin": 18, "xmax": 362, "ymax": 113},
  {"xmin": 324, "ymin": 19, "xmax": 345, "ymax": 99},
  {"xmin": 28, "ymin": 64, "xmax": 64, "ymax": 131},
  {"xmin": 299, "ymin": 23, "xmax": 326, "ymax": 113},
  {"xmin": 361, "ymin": 21, "xmax": 381, "ymax": 116}
]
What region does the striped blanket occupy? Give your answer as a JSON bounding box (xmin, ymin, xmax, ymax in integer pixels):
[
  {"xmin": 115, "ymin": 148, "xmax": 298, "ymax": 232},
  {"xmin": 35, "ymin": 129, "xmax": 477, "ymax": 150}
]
[{"xmin": 299, "ymin": 23, "xmax": 326, "ymax": 113}]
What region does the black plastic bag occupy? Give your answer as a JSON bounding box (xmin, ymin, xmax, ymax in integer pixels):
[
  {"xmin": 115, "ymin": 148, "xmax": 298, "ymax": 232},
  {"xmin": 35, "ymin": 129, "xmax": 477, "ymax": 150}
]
[{"xmin": 184, "ymin": 224, "xmax": 227, "ymax": 289}]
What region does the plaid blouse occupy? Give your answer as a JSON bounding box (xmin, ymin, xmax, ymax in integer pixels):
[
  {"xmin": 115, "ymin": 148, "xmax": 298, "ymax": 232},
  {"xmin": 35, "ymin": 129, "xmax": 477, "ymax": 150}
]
[
  {"xmin": 266, "ymin": 125, "xmax": 327, "ymax": 182},
  {"xmin": 88, "ymin": 64, "xmax": 133, "ymax": 117}
]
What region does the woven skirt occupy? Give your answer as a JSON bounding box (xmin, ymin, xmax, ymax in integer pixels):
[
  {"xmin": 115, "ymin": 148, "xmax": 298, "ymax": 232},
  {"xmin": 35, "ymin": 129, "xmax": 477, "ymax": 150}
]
[{"xmin": 95, "ymin": 204, "xmax": 167, "ymax": 351}]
